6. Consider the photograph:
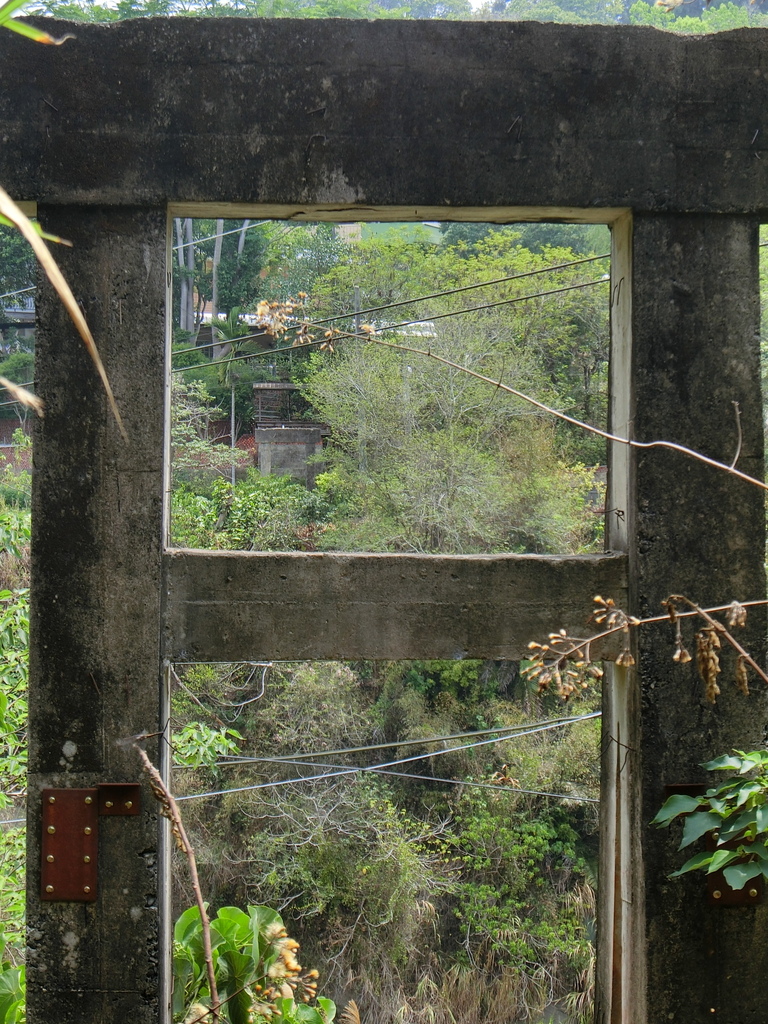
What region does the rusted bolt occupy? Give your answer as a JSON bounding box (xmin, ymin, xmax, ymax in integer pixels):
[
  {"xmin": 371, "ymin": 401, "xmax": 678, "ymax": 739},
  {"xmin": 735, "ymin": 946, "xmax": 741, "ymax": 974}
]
[{"xmin": 712, "ymin": 890, "xmax": 722, "ymax": 899}]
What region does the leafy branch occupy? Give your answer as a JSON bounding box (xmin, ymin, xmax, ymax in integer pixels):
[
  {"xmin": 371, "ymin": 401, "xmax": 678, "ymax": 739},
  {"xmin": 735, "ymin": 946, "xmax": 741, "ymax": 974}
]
[{"xmin": 652, "ymin": 750, "xmax": 768, "ymax": 892}]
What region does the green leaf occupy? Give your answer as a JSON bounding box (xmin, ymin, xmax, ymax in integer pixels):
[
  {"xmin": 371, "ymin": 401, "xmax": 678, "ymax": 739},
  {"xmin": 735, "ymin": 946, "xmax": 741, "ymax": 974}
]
[
  {"xmin": 316, "ymin": 996, "xmax": 337, "ymax": 1022},
  {"xmin": 172, "ymin": 949, "xmax": 198, "ymax": 1017},
  {"xmin": 735, "ymin": 781, "xmax": 763, "ymax": 808},
  {"xmin": 723, "ymin": 861, "xmax": 763, "ymax": 891},
  {"xmin": 0, "ymin": 0, "xmax": 30, "ymax": 23},
  {"xmin": 214, "ymin": 906, "xmax": 251, "ymax": 946},
  {"xmin": 0, "ymin": 16, "xmax": 73, "ymax": 43},
  {"xmin": 718, "ymin": 809, "xmax": 757, "ymax": 841},
  {"xmin": 670, "ymin": 850, "xmax": 714, "ymax": 877},
  {"xmin": 651, "ymin": 794, "xmax": 702, "ymax": 827},
  {"xmin": 703, "ymin": 754, "xmax": 745, "ymax": 771},
  {"xmin": 0, "ymin": 965, "xmax": 24, "ymax": 1024},
  {"xmin": 754, "ymin": 804, "xmax": 768, "ymax": 834},
  {"xmin": 216, "ymin": 948, "xmax": 256, "ymax": 1024},
  {"xmin": 174, "ymin": 904, "xmax": 204, "ymax": 944},
  {"xmin": 707, "ymin": 848, "xmax": 742, "ymax": 873},
  {"xmin": 679, "ymin": 811, "xmax": 721, "ymax": 850}
]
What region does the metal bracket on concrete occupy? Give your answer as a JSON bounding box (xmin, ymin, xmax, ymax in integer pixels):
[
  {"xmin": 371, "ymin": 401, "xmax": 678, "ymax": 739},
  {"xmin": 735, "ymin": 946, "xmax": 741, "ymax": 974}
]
[{"xmin": 41, "ymin": 785, "xmax": 141, "ymax": 902}]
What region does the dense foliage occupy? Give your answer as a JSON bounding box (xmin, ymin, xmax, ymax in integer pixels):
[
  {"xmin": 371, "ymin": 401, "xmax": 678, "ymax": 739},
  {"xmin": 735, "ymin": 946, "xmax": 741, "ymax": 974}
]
[
  {"xmin": 653, "ymin": 749, "xmax": 768, "ymax": 892},
  {"xmin": 170, "ymin": 222, "xmax": 609, "ymax": 556},
  {"xmin": 23, "ymin": 0, "xmax": 768, "ymax": 26},
  {"xmin": 170, "ymin": 659, "xmax": 600, "ymax": 1023},
  {"xmin": 173, "ymin": 904, "xmax": 334, "ymax": 1024}
]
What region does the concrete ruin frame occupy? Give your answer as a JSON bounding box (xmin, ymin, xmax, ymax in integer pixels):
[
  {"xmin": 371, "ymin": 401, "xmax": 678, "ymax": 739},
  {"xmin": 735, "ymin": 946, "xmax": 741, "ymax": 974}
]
[{"xmin": 2, "ymin": 15, "xmax": 768, "ymax": 1024}]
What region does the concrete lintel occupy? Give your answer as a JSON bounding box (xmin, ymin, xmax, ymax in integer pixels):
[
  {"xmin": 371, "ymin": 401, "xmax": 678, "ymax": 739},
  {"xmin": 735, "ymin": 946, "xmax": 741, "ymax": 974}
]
[
  {"xmin": 169, "ymin": 203, "xmax": 629, "ymax": 225},
  {"xmin": 4, "ymin": 21, "xmax": 768, "ymax": 212},
  {"xmin": 162, "ymin": 549, "xmax": 628, "ymax": 662}
]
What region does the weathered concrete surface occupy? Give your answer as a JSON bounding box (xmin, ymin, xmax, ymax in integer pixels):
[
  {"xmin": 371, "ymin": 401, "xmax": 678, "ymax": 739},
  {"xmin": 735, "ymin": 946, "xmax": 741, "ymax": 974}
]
[
  {"xmin": 163, "ymin": 549, "xmax": 628, "ymax": 662},
  {"xmin": 28, "ymin": 207, "xmax": 167, "ymax": 1024},
  {"xmin": 1, "ymin": 20, "xmax": 768, "ymax": 212},
  {"xmin": 627, "ymin": 215, "xmax": 768, "ymax": 1024},
  {"xmin": 253, "ymin": 426, "xmax": 326, "ymax": 486},
  {"xmin": 12, "ymin": 16, "xmax": 768, "ymax": 1024}
]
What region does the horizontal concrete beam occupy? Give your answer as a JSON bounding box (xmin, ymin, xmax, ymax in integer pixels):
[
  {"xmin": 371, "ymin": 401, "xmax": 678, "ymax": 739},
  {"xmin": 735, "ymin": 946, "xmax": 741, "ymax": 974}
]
[
  {"xmin": 162, "ymin": 549, "xmax": 628, "ymax": 662},
  {"xmin": 3, "ymin": 20, "xmax": 768, "ymax": 212}
]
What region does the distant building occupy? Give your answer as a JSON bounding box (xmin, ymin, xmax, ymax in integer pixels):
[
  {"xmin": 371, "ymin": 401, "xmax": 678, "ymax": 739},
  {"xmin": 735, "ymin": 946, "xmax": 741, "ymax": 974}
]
[{"xmin": 252, "ymin": 382, "xmax": 329, "ymax": 488}]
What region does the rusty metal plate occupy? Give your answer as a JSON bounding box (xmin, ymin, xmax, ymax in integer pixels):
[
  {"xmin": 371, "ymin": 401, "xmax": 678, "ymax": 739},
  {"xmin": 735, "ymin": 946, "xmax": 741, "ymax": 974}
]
[
  {"xmin": 41, "ymin": 789, "xmax": 98, "ymax": 902},
  {"xmin": 98, "ymin": 783, "xmax": 141, "ymax": 816},
  {"xmin": 706, "ymin": 834, "xmax": 763, "ymax": 907},
  {"xmin": 707, "ymin": 871, "xmax": 763, "ymax": 906}
]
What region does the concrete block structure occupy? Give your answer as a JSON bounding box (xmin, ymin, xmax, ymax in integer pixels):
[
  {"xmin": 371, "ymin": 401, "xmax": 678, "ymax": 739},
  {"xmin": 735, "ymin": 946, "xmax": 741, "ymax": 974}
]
[{"xmin": 1, "ymin": 17, "xmax": 767, "ymax": 1023}]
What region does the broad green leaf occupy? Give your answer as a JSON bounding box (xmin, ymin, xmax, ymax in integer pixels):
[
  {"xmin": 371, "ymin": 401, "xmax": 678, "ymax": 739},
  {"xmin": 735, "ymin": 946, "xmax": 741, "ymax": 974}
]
[
  {"xmin": 291, "ymin": 1002, "xmax": 328, "ymax": 1024},
  {"xmin": 738, "ymin": 753, "xmax": 767, "ymax": 774},
  {"xmin": 670, "ymin": 850, "xmax": 714, "ymax": 877},
  {"xmin": 175, "ymin": 904, "xmax": 204, "ymax": 943},
  {"xmin": 680, "ymin": 811, "xmax": 721, "ymax": 850},
  {"xmin": 0, "ymin": 966, "xmax": 23, "ymax": 1024},
  {"xmin": 316, "ymin": 996, "xmax": 337, "ymax": 1022},
  {"xmin": 172, "ymin": 950, "xmax": 197, "ymax": 1017},
  {"xmin": 723, "ymin": 861, "xmax": 763, "ymax": 891},
  {"xmin": 707, "ymin": 848, "xmax": 742, "ymax": 873},
  {"xmin": 703, "ymin": 754, "xmax": 744, "ymax": 771},
  {"xmin": 651, "ymin": 794, "xmax": 701, "ymax": 827},
  {"xmin": 216, "ymin": 949, "xmax": 256, "ymax": 1024},
  {"xmin": 214, "ymin": 906, "xmax": 252, "ymax": 946},
  {"xmin": 735, "ymin": 781, "xmax": 763, "ymax": 808},
  {"xmin": 249, "ymin": 905, "xmax": 282, "ymax": 962},
  {"xmin": 718, "ymin": 809, "xmax": 757, "ymax": 841}
]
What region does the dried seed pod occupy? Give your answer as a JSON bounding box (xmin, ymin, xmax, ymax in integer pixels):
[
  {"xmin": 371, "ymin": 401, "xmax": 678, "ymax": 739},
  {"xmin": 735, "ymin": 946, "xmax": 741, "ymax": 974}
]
[
  {"xmin": 672, "ymin": 642, "xmax": 692, "ymax": 664},
  {"xmin": 615, "ymin": 647, "xmax": 635, "ymax": 668},
  {"xmin": 735, "ymin": 655, "xmax": 750, "ymax": 696},
  {"xmin": 696, "ymin": 628, "xmax": 722, "ymax": 704},
  {"xmin": 727, "ymin": 601, "xmax": 748, "ymax": 629}
]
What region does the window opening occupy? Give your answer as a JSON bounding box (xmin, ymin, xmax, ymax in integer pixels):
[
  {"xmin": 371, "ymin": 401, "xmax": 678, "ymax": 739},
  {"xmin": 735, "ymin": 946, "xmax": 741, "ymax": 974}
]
[
  {"xmin": 168, "ymin": 657, "xmax": 601, "ymax": 1024},
  {"xmin": 167, "ymin": 218, "xmax": 611, "ymax": 557}
]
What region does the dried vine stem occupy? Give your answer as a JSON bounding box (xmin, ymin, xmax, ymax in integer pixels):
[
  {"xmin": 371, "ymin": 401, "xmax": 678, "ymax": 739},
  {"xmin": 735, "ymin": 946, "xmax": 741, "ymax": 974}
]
[
  {"xmin": 291, "ymin": 318, "xmax": 766, "ymax": 493},
  {"xmin": 135, "ymin": 746, "xmax": 220, "ymax": 1024},
  {"xmin": 358, "ymin": 335, "xmax": 767, "ymax": 493},
  {"xmin": 524, "ymin": 595, "xmax": 768, "ymax": 704},
  {"xmin": 241, "ymin": 303, "xmax": 765, "ymax": 494}
]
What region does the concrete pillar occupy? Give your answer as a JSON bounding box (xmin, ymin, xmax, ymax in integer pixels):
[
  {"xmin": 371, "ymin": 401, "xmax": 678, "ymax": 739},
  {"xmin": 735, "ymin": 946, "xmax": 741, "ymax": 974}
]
[
  {"xmin": 600, "ymin": 214, "xmax": 768, "ymax": 1023},
  {"xmin": 27, "ymin": 207, "xmax": 167, "ymax": 1024}
]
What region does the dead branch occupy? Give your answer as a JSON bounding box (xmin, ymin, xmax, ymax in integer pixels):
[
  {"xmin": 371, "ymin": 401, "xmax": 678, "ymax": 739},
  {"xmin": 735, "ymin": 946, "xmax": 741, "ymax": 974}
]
[{"xmin": 135, "ymin": 746, "xmax": 220, "ymax": 1024}]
